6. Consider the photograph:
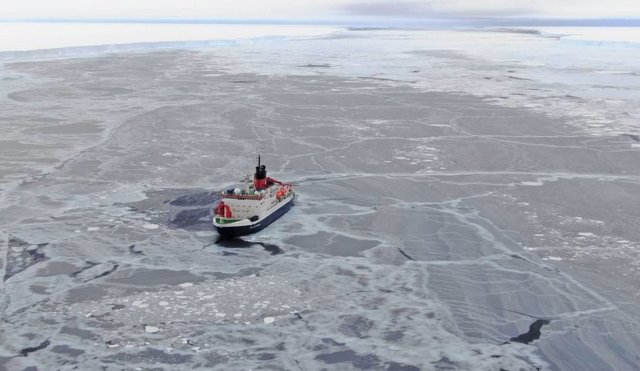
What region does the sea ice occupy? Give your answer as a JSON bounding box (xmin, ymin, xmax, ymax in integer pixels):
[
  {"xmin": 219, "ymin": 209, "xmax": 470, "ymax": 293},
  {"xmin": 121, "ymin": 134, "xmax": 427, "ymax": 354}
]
[{"xmin": 144, "ymin": 326, "xmax": 159, "ymax": 334}]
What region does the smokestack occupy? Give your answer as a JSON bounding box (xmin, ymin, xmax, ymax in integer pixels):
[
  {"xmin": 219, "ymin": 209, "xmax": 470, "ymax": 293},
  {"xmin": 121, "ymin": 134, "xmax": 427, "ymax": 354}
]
[{"xmin": 254, "ymin": 155, "xmax": 267, "ymax": 189}]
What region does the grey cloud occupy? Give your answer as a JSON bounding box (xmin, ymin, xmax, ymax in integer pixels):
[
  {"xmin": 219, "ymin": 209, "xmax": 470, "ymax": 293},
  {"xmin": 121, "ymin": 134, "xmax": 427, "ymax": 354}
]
[
  {"xmin": 342, "ymin": 2, "xmax": 434, "ymax": 17},
  {"xmin": 341, "ymin": 1, "xmax": 539, "ymax": 18}
]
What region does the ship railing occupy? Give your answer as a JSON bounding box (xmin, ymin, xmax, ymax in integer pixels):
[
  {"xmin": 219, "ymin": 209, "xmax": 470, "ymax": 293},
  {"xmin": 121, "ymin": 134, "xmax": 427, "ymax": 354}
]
[{"xmin": 221, "ymin": 194, "xmax": 263, "ymax": 200}]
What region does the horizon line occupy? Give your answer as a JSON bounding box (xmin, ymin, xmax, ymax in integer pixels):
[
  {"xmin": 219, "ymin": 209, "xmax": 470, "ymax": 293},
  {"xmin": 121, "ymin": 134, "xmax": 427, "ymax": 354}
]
[{"xmin": 1, "ymin": 17, "xmax": 640, "ymax": 27}]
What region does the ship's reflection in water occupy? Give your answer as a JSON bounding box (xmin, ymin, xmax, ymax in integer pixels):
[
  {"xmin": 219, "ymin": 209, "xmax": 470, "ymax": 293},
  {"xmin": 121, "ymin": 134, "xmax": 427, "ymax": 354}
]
[{"xmin": 215, "ymin": 236, "xmax": 284, "ymax": 255}]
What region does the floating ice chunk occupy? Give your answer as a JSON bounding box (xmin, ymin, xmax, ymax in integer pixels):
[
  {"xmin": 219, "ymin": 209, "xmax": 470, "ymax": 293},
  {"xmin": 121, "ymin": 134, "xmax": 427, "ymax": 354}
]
[
  {"xmin": 145, "ymin": 325, "xmax": 159, "ymax": 333},
  {"xmin": 142, "ymin": 223, "xmax": 159, "ymax": 230},
  {"xmin": 132, "ymin": 300, "xmax": 148, "ymax": 308},
  {"xmin": 578, "ymin": 232, "xmax": 595, "ymax": 237},
  {"xmin": 178, "ymin": 282, "xmax": 194, "ymax": 288},
  {"xmin": 87, "ymin": 226, "xmax": 100, "ymax": 231},
  {"xmin": 263, "ymin": 317, "xmax": 275, "ymax": 324},
  {"xmin": 521, "ymin": 181, "xmax": 543, "ymax": 186}
]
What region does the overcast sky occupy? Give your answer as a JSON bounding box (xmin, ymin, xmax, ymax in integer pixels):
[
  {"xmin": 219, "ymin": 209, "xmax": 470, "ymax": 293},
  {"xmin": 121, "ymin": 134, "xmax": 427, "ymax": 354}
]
[{"xmin": 3, "ymin": 0, "xmax": 640, "ymax": 20}]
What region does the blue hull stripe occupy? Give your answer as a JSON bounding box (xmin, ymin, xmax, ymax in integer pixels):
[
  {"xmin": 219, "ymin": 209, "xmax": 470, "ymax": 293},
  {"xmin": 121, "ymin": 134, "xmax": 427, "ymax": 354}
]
[{"xmin": 215, "ymin": 197, "xmax": 294, "ymax": 238}]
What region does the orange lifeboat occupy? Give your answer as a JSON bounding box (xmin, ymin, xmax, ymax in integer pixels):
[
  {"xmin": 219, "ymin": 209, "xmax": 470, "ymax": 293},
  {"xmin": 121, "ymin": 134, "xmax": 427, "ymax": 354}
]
[
  {"xmin": 276, "ymin": 187, "xmax": 288, "ymax": 200},
  {"xmin": 214, "ymin": 202, "xmax": 233, "ymax": 218}
]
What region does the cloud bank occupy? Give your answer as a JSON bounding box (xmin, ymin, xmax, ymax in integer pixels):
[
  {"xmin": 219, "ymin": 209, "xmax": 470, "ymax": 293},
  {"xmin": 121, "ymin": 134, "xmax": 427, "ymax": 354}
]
[
  {"xmin": 2, "ymin": 0, "xmax": 639, "ymax": 20},
  {"xmin": 340, "ymin": 0, "xmax": 640, "ymax": 19}
]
